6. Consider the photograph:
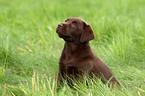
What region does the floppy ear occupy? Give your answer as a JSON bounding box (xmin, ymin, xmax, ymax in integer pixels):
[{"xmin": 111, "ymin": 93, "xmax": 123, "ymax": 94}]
[{"xmin": 80, "ymin": 24, "xmax": 95, "ymax": 43}]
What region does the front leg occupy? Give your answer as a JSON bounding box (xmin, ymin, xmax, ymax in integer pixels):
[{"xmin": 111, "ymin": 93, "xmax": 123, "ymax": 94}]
[
  {"xmin": 57, "ymin": 64, "xmax": 65, "ymax": 86},
  {"xmin": 57, "ymin": 71, "xmax": 63, "ymax": 85}
]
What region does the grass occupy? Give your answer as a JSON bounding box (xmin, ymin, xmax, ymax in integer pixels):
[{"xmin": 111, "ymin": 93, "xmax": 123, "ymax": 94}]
[{"xmin": 0, "ymin": 0, "xmax": 145, "ymax": 95}]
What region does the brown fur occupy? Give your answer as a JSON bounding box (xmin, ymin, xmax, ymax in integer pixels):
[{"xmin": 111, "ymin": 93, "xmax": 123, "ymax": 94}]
[{"xmin": 56, "ymin": 17, "xmax": 119, "ymax": 86}]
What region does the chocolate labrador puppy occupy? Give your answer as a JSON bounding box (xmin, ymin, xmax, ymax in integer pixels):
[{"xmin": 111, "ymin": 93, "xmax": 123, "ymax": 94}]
[{"xmin": 56, "ymin": 17, "xmax": 119, "ymax": 87}]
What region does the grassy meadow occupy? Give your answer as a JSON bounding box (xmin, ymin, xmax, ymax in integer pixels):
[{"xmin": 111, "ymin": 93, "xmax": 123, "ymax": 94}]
[{"xmin": 0, "ymin": 0, "xmax": 145, "ymax": 95}]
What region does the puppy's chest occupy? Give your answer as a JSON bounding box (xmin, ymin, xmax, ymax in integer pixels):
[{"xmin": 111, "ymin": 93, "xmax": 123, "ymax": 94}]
[{"xmin": 59, "ymin": 53, "xmax": 78, "ymax": 66}]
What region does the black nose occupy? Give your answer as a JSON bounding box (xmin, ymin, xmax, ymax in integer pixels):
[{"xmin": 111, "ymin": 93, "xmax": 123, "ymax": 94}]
[{"xmin": 58, "ymin": 23, "xmax": 63, "ymax": 27}]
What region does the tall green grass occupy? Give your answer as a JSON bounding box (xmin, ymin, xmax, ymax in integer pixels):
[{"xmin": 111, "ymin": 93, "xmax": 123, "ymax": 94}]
[{"xmin": 0, "ymin": 0, "xmax": 145, "ymax": 95}]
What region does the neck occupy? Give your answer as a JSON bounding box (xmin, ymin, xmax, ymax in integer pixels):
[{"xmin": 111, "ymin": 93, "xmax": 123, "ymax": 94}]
[{"xmin": 64, "ymin": 41, "xmax": 91, "ymax": 52}]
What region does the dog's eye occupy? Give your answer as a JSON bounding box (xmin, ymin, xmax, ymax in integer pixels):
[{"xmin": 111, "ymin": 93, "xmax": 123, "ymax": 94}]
[{"xmin": 72, "ymin": 21, "xmax": 78, "ymax": 28}]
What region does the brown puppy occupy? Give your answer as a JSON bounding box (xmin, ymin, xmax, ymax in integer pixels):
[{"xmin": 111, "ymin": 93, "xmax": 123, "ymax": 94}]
[{"xmin": 56, "ymin": 17, "xmax": 119, "ymax": 87}]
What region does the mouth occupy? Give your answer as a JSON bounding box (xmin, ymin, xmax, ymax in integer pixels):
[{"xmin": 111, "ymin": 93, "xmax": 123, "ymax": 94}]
[
  {"xmin": 56, "ymin": 26, "xmax": 67, "ymax": 37},
  {"xmin": 56, "ymin": 24, "xmax": 73, "ymax": 42},
  {"xmin": 58, "ymin": 32, "xmax": 69, "ymax": 38},
  {"xmin": 57, "ymin": 31, "xmax": 73, "ymax": 42}
]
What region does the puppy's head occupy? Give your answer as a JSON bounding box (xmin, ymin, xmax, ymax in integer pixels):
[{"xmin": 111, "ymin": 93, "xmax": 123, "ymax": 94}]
[{"xmin": 56, "ymin": 17, "xmax": 95, "ymax": 43}]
